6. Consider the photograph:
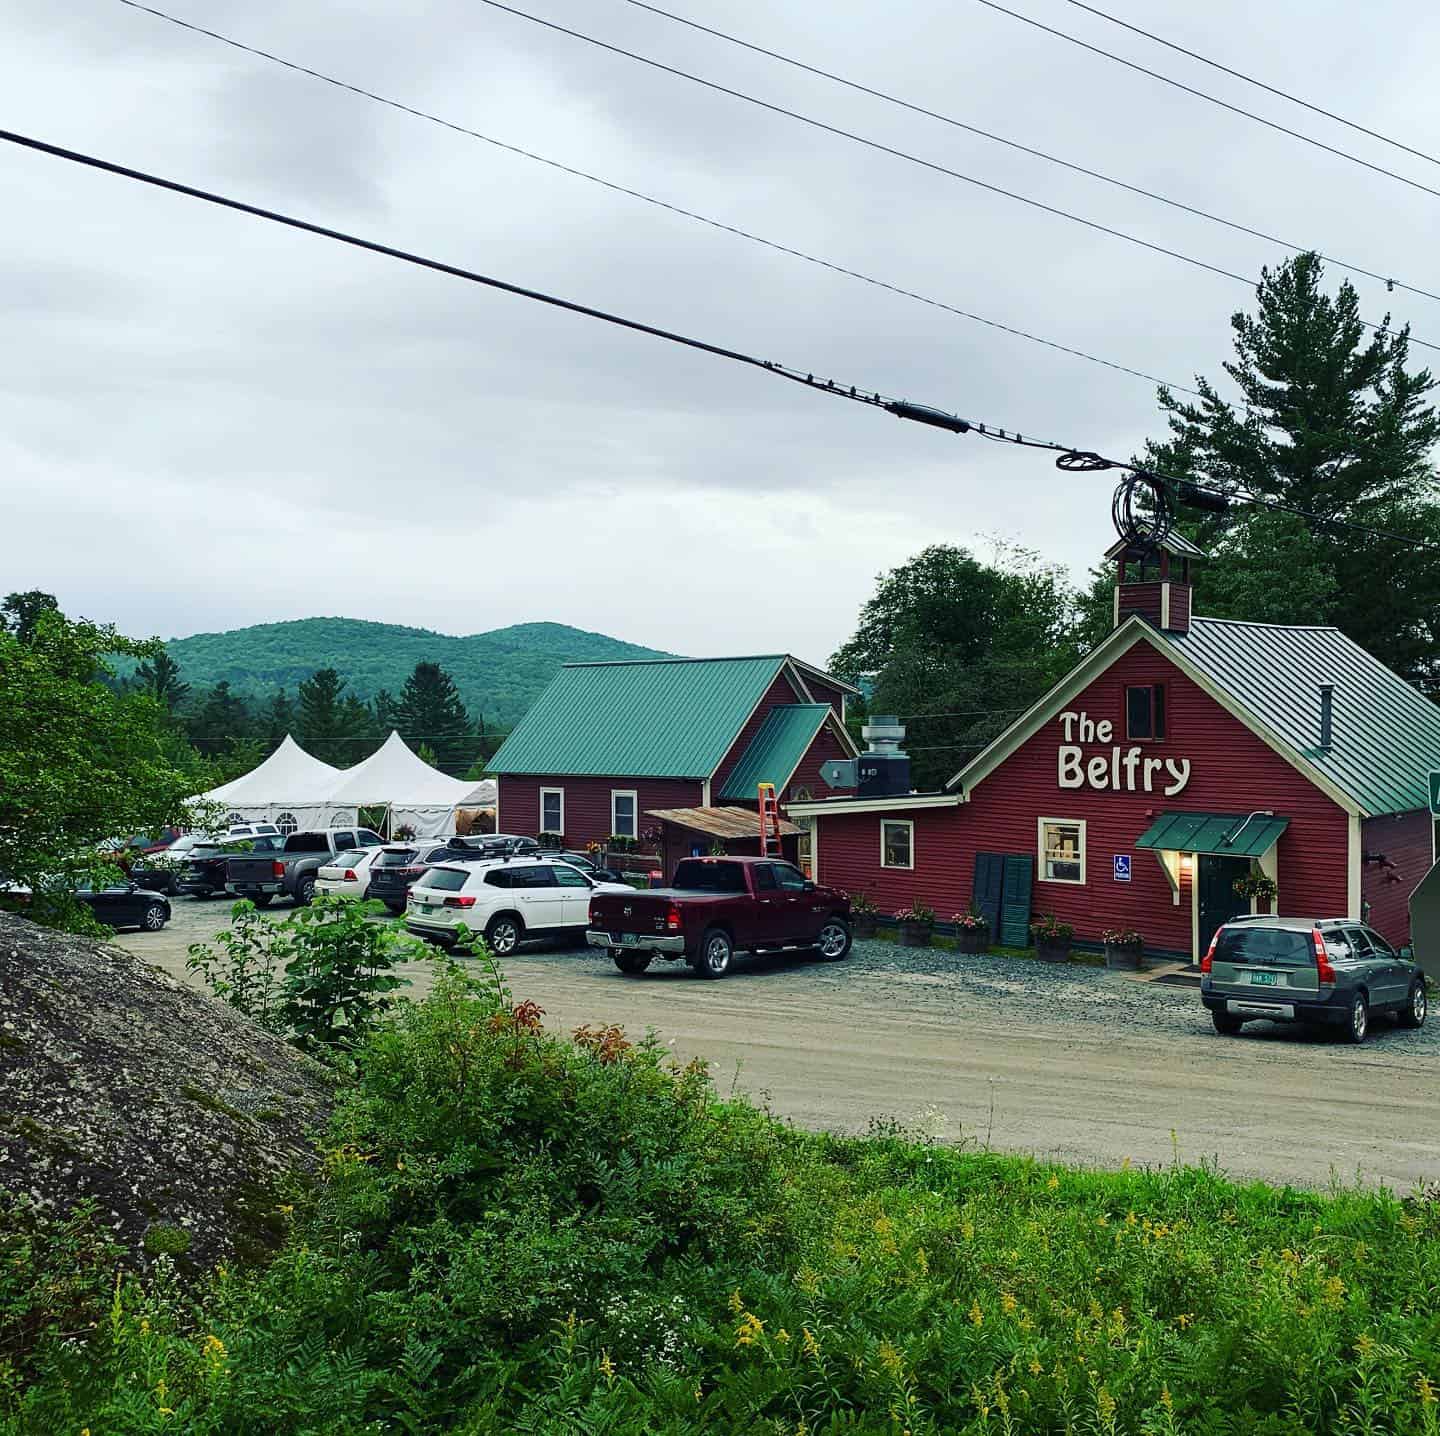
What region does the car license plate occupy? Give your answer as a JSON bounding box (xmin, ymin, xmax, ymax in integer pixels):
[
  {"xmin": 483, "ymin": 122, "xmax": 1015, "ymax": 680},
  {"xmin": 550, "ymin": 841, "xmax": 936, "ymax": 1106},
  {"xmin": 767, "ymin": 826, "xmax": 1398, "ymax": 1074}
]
[
  {"xmin": 611, "ymin": 932, "xmax": 637, "ymax": 946},
  {"xmin": 1251, "ymin": 971, "xmax": 1279, "ymax": 986}
]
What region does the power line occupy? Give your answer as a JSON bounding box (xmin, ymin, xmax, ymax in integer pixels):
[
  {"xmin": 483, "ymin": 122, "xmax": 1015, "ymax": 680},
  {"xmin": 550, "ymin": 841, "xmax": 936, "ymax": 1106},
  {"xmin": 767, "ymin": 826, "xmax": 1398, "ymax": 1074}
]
[
  {"xmin": 110, "ymin": 0, "xmax": 1203, "ymax": 398},
  {"xmin": 467, "ymin": 0, "xmax": 1438, "ymax": 352},
  {"xmin": 617, "ymin": 0, "xmax": 1440, "ymax": 306},
  {"xmin": 971, "ymin": 0, "xmax": 1440, "ymax": 205},
  {"xmin": 5, "ymin": 124, "xmax": 1437, "ymax": 555},
  {"xmin": 1061, "ymin": 0, "xmax": 1440, "ymax": 175}
]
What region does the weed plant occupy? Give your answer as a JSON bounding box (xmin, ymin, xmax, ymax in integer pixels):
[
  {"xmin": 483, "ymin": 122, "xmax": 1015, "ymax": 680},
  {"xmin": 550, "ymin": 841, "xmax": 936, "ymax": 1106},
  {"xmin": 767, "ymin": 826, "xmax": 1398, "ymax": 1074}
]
[{"xmin": 3, "ymin": 957, "xmax": 1439, "ymax": 1432}]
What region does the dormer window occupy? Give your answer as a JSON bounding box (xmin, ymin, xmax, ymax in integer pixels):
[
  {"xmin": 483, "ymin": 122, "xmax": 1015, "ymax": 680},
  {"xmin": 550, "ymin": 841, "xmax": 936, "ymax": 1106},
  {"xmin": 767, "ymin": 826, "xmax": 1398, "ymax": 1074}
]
[{"xmin": 1126, "ymin": 684, "xmax": 1166, "ymax": 740}]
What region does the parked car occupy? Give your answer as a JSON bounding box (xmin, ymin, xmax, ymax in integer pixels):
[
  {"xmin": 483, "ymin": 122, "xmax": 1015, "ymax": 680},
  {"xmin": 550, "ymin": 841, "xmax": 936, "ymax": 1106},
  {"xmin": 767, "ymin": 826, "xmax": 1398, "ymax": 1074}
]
[
  {"xmin": 224, "ymin": 823, "xmax": 280, "ymax": 840},
  {"xmin": 550, "ymin": 849, "xmax": 627, "ymax": 884},
  {"xmin": 223, "ymin": 827, "xmax": 384, "ymax": 906},
  {"xmin": 367, "ymin": 841, "xmax": 497, "ymax": 914},
  {"xmin": 314, "ymin": 847, "xmax": 384, "ymax": 900},
  {"xmin": 406, "ymin": 859, "xmax": 629, "ymax": 953},
  {"xmin": 586, "ymin": 856, "xmax": 852, "ymax": 978},
  {"xmin": 74, "ymin": 882, "xmax": 171, "ymax": 932},
  {"xmin": 1201, "ymin": 915, "xmax": 1428, "ymax": 1043},
  {"xmin": 451, "ymin": 833, "xmax": 542, "ymax": 858},
  {"xmin": 177, "ymin": 836, "xmax": 286, "ymax": 898}
]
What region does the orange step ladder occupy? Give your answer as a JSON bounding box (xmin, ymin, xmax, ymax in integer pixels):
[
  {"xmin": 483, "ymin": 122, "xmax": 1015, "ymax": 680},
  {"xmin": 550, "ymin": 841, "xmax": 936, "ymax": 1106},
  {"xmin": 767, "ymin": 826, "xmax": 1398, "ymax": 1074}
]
[{"xmin": 757, "ymin": 782, "xmax": 783, "ymax": 857}]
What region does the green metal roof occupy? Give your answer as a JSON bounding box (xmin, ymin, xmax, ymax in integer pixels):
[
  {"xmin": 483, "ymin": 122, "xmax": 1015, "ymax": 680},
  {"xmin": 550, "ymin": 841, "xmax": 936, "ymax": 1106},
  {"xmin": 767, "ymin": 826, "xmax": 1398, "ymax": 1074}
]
[
  {"xmin": 1135, "ymin": 810, "xmax": 1290, "ymax": 858},
  {"xmin": 718, "ymin": 705, "xmax": 830, "ymax": 800},
  {"xmin": 487, "ymin": 656, "xmax": 787, "ymax": 778},
  {"xmin": 1167, "ymin": 618, "xmax": 1440, "ymax": 816}
]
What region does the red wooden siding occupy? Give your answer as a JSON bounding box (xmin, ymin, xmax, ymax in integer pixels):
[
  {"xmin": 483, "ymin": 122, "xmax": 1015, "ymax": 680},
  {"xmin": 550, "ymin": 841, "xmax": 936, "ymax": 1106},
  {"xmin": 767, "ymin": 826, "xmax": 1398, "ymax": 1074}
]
[
  {"xmin": 1116, "ymin": 584, "xmax": 1164, "ymax": 627},
  {"xmin": 814, "ymin": 642, "xmax": 1352, "ymax": 957},
  {"xmin": 1362, "ymin": 809, "xmax": 1432, "ymax": 947},
  {"xmin": 787, "ymin": 723, "xmax": 854, "ymax": 802},
  {"xmin": 710, "ymin": 669, "xmax": 810, "ymax": 797},
  {"xmin": 1168, "ymin": 584, "xmax": 1192, "ymax": 634},
  {"xmin": 497, "ymin": 775, "xmax": 703, "ymax": 849},
  {"xmin": 799, "ymin": 674, "xmax": 851, "ymax": 717}
]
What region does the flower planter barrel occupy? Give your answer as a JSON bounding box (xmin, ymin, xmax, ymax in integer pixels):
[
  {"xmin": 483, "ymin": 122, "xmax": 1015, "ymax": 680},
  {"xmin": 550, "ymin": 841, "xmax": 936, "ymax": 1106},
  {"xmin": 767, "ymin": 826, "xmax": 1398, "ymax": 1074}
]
[
  {"xmin": 851, "ymin": 914, "xmax": 877, "ymax": 940},
  {"xmin": 898, "ymin": 921, "xmax": 933, "ymax": 948},
  {"xmin": 956, "ymin": 928, "xmax": 989, "ymax": 955},
  {"xmin": 1035, "ymin": 940, "xmax": 1072, "ymax": 964},
  {"xmin": 1104, "ymin": 942, "xmax": 1144, "ymax": 971}
]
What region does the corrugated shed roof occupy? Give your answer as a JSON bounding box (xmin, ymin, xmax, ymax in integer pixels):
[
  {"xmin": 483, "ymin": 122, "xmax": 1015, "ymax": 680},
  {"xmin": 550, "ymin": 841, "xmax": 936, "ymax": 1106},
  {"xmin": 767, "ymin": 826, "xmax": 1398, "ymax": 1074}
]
[
  {"xmin": 487, "ymin": 656, "xmax": 785, "ymax": 778},
  {"xmin": 1167, "ymin": 618, "xmax": 1440, "ymax": 816},
  {"xmin": 718, "ymin": 705, "xmax": 830, "ymax": 800},
  {"xmin": 646, "ymin": 805, "xmax": 802, "ymax": 839}
]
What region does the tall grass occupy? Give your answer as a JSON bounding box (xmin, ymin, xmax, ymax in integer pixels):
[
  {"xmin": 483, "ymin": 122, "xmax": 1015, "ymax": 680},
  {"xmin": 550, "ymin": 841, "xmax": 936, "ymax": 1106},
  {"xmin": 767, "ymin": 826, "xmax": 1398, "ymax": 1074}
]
[{"xmin": 3, "ymin": 960, "xmax": 1438, "ymax": 1433}]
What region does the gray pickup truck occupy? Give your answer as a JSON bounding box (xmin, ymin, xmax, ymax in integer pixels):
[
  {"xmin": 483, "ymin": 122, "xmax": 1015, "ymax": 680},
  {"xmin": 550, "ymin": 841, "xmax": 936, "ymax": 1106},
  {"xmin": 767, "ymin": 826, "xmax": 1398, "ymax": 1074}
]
[{"xmin": 225, "ymin": 826, "xmax": 384, "ymax": 906}]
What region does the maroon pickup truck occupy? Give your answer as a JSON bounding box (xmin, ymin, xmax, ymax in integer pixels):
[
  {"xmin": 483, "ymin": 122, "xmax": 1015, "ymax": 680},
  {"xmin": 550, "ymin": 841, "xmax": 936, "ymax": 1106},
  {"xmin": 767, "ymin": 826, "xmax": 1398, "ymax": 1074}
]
[{"xmin": 586, "ymin": 856, "xmax": 851, "ymax": 978}]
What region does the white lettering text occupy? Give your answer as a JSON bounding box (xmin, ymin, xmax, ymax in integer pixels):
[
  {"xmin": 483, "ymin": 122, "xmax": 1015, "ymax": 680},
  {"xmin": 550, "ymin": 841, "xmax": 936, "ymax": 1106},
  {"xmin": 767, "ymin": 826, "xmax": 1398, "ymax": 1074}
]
[{"xmin": 1058, "ymin": 745, "xmax": 1084, "ymax": 788}]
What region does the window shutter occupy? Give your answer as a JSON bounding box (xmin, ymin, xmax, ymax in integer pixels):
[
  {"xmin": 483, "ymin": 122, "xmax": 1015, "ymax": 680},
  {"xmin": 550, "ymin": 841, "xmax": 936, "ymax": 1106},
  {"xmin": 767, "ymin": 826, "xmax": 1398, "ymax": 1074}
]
[
  {"xmin": 973, "ymin": 853, "xmax": 1004, "ymax": 936},
  {"xmin": 999, "ymin": 855, "xmax": 1035, "ymax": 948}
]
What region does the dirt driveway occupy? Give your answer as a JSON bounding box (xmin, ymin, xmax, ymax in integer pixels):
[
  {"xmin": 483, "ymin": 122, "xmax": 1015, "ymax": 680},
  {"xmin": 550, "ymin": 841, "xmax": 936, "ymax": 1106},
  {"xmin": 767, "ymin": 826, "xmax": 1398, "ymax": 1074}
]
[{"xmin": 118, "ymin": 898, "xmax": 1439, "ymax": 1193}]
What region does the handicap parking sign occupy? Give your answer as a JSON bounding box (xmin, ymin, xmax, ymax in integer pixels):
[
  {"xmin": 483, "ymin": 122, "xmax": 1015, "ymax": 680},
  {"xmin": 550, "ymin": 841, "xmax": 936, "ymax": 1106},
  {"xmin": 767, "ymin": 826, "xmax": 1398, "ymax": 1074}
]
[{"xmin": 1113, "ymin": 854, "xmax": 1131, "ymax": 883}]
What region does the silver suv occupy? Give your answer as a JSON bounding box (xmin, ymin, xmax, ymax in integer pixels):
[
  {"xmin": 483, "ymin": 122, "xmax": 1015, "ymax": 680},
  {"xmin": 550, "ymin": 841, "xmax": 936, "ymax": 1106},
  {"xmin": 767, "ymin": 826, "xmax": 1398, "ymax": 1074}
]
[{"xmin": 1201, "ymin": 916, "xmax": 1427, "ymax": 1044}]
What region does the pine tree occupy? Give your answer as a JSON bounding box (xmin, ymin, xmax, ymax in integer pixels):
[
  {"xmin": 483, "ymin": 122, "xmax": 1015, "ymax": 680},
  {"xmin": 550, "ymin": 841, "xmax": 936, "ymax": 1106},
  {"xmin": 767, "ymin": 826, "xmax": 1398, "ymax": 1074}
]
[
  {"xmin": 296, "ymin": 668, "xmax": 351, "ymax": 755},
  {"xmin": 1106, "ymin": 252, "xmax": 1440, "ymax": 686},
  {"xmin": 262, "ymin": 689, "xmax": 296, "ymax": 746},
  {"xmin": 135, "ymin": 649, "xmax": 190, "ymax": 711},
  {"xmin": 395, "ymin": 662, "xmax": 471, "ymax": 773}
]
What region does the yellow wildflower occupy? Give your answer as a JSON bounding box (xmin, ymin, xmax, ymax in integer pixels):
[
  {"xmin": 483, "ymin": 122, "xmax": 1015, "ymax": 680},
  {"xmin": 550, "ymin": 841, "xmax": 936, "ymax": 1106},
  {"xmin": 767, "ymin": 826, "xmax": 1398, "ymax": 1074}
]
[
  {"xmin": 1355, "ymin": 1333, "xmax": 1376, "ymax": 1360},
  {"xmin": 598, "ymin": 1350, "xmax": 615, "ymax": 1384},
  {"xmin": 1417, "ymin": 1373, "xmax": 1437, "ymax": 1405},
  {"xmin": 1174, "ymin": 1313, "xmax": 1193, "ymax": 1329},
  {"xmin": 1028, "ymin": 1357, "xmax": 1042, "ymax": 1376},
  {"xmin": 735, "ymin": 1311, "xmax": 765, "ymax": 1347},
  {"xmin": 1097, "ymin": 1387, "xmax": 1117, "ymax": 1422},
  {"xmin": 1160, "ymin": 1386, "xmax": 1173, "ymax": 1411},
  {"xmin": 776, "ymin": 1328, "xmax": 790, "ymax": 1345},
  {"xmin": 1047, "ymin": 1175, "xmax": 1060, "ymax": 1191},
  {"xmin": 1001, "ymin": 1291, "xmax": 1018, "ymax": 1314},
  {"xmin": 140, "ymin": 1318, "xmax": 151, "ymax": 1336},
  {"xmin": 962, "ymin": 1219, "xmax": 975, "ymax": 1242},
  {"xmin": 878, "ymin": 1339, "xmax": 905, "ymax": 1378},
  {"xmin": 802, "ymin": 1326, "xmax": 821, "ymax": 1360},
  {"xmin": 729, "ymin": 1288, "xmax": 744, "ymax": 1315},
  {"xmin": 969, "ymin": 1300, "xmax": 984, "ymax": 1328}
]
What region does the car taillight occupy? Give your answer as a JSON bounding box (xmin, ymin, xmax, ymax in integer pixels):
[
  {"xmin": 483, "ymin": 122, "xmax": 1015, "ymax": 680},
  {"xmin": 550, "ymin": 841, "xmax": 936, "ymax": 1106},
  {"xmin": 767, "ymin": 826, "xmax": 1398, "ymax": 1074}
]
[
  {"xmin": 588, "ymin": 902, "xmax": 599, "ymax": 924},
  {"xmin": 1313, "ymin": 929, "xmax": 1337, "ymax": 986},
  {"xmin": 343, "ymin": 869, "xmax": 357, "ymax": 881},
  {"xmin": 443, "ymin": 895, "xmax": 476, "ymax": 908},
  {"xmin": 272, "ymin": 860, "xmax": 285, "ymax": 878},
  {"xmin": 666, "ymin": 902, "xmax": 681, "ymax": 933},
  {"xmin": 1200, "ymin": 933, "xmax": 1217, "ymax": 974}
]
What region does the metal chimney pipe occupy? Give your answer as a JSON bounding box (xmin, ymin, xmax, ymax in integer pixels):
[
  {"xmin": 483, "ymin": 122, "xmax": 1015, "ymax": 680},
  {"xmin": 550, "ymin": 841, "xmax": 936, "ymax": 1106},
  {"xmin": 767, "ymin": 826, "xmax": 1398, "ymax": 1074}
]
[{"xmin": 1319, "ymin": 684, "xmax": 1334, "ymax": 752}]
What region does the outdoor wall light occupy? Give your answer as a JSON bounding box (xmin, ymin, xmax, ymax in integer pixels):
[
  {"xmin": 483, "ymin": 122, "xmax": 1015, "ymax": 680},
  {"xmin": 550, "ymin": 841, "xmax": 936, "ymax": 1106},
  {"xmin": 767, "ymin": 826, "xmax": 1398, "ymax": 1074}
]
[{"xmin": 1180, "ymin": 854, "xmax": 1194, "ymax": 876}]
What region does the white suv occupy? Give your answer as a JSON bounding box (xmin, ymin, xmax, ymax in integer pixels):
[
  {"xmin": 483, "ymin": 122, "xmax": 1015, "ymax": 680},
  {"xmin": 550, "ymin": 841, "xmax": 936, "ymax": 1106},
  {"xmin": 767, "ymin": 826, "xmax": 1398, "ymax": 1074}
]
[{"xmin": 406, "ymin": 858, "xmax": 631, "ymax": 955}]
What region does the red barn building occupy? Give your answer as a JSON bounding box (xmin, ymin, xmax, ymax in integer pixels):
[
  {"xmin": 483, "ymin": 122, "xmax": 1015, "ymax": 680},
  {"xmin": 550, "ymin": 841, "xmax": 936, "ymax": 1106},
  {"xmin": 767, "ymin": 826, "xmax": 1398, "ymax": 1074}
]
[
  {"xmin": 487, "ymin": 654, "xmax": 859, "ymax": 855},
  {"xmin": 789, "ymin": 537, "xmax": 1440, "ymax": 960}
]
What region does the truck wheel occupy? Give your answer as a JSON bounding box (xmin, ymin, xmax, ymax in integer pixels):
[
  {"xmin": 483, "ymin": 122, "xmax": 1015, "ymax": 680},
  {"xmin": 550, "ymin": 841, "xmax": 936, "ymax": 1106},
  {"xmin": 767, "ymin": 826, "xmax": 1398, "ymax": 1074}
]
[
  {"xmin": 1399, "ymin": 982, "xmax": 1427, "ymax": 1029},
  {"xmin": 486, "ymin": 913, "xmax": 523, "ymax": 957},
  {"xmin": 612, "ymin": 950, "xmax": 652, "ymax": 975},
  {"xmin": 293, "ymin": 876, "xmax": 316, "ymax": 907},
  {"xmin": 1342, "ymin": 992, "xmax": 1369, "ymax": 1044},
  {"xmin": 251, "ymin": 893, "xmax": 274, "ymax": 908},
  {"xmin": 813, "ymin": 917, "xmax": 852, "ymax": 961},
  {"xmin": 696, "ymin": 928, "xmax": 733, "ymax": 979}
]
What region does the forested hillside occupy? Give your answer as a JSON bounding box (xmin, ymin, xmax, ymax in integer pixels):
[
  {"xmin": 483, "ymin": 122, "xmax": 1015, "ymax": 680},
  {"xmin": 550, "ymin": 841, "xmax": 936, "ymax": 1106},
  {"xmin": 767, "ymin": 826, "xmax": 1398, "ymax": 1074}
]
[{"xmin": 122, "ymin": 618, "xmax": 671, "ymax": 726}]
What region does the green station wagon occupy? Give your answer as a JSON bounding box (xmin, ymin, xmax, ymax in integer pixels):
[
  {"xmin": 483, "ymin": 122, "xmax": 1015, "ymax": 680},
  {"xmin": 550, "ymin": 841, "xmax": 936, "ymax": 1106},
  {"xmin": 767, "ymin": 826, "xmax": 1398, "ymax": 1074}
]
[{"xmin": 1200, "ymin": 916, "xmax": 1428, "ymax": 1044}]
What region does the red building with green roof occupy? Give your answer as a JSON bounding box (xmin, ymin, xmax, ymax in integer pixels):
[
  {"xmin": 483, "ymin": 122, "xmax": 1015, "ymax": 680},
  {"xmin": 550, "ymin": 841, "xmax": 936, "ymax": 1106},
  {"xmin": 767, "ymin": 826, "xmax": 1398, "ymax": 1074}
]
[
  {"xmin": 486, "ymin": 654, "xmax": 859, "ymax": 853},
  {"xmin": 789, "ymin": 538, "xmax": 1440, "ymax": 961}
]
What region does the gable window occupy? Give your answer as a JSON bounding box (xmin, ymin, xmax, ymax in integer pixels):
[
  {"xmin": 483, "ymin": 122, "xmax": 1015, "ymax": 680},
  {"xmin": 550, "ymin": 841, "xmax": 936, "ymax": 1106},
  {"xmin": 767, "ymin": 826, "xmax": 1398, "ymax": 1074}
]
[
  {"xmin": 1126, "ymin": 684, "xmax": 1166, "ymax": 740},
  {"xmin": 881, "ymin": 819, "xmax": 914, "ymax": 870},
  {"xmin": 540, "ymin": 787, "xmax": 564, "ymax": 836},
  {"xmin": 1039, "ymin": 818, "xmax": 1085, "ymax": 884},
  {"xmin": 611, "ymin": 790, "xmax": 638, "ymax": 839}
]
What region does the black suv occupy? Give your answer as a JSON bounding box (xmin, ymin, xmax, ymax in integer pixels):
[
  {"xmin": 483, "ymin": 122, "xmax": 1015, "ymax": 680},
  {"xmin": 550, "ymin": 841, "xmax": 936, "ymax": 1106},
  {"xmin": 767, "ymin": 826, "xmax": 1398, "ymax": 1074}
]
[{"xmin": 1201, "ymin": 916, "xmax": 1427, "ymax": 1043}]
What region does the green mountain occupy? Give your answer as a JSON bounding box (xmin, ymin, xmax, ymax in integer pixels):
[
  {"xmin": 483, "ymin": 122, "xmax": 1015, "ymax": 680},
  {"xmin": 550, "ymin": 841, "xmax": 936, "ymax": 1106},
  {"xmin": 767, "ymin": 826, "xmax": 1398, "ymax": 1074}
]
[{"xmin": 136, "ymin": 618, "xmax": 673, "ymax": 726}]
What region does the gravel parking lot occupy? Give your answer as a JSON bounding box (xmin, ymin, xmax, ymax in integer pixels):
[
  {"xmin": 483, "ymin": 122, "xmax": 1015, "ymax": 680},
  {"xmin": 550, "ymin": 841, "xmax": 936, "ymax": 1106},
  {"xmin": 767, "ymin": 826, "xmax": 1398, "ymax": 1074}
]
[{"xmin": 117, "ymin": 897, "xmax": 1439, "ymax": 1192}]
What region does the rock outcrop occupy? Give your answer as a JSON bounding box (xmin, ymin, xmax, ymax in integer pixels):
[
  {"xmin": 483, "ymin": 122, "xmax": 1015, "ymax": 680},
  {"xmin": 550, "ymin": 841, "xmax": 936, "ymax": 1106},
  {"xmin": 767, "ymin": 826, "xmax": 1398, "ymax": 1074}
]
[{"xmin": 0, "ymin": 911, "xmax": 332, "ymax": 1267}]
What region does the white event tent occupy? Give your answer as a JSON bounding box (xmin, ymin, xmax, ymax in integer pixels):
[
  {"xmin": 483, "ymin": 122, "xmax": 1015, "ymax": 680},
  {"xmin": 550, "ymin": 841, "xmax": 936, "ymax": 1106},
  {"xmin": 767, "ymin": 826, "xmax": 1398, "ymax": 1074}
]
[
  {"xmin": 200, "ymin": 732, "xmax": 492, "ymax": 838},
  {"xmin": 200, "ymin": 735, "xmax": 354, "ymax": 833}
]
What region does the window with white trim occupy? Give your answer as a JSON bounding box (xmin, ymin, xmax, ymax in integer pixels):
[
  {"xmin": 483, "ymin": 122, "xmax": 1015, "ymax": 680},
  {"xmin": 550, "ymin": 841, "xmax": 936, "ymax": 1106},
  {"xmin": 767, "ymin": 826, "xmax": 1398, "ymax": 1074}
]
[
  {"xmin": 1039, "ymin": 818, "xmax": 1085, "ymax": 884},
  {"xmin": 880, "ymin": 819, "xmax": 914, "ymax": 870},
  {"xmin": 540, "ymin": 787, "xmax": 564, "ymax": 836},
  {"xmin": 611, "ymin": 790, "xmax": 638, "ymax": 839}
]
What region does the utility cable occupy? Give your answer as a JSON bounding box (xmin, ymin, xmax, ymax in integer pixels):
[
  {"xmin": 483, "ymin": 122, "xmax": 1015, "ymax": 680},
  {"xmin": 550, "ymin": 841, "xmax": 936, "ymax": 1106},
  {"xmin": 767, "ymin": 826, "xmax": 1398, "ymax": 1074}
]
[
  {"xmin": 971, "ymin": 0, "xmax": 1440, "ymax": 205},
  {"xmin": 3, "ymin": 124, "xmax": 1435, "ymax": 554},
  {"xmin": 467, "ymin": 0, "xmax": 1438, "ymax": 352},
  {"xmin": 1061, "ymin": 0, "xmax": 1440, "ymax": 175},
  {"xmin": 110, "ymin": 0, "xmax": 1202, "ymax": 397},
  {"xmin": 618, "ymin": 0, "xmax": 1440, "ymax": 305}
]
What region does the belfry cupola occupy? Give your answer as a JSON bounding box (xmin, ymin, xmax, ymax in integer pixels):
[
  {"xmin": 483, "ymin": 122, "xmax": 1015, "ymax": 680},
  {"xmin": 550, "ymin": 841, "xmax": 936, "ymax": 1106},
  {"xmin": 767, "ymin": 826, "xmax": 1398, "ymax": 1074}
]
[{"xmin": 1105, "ymin": 529, "xmax": 1206, "ymax": 635}]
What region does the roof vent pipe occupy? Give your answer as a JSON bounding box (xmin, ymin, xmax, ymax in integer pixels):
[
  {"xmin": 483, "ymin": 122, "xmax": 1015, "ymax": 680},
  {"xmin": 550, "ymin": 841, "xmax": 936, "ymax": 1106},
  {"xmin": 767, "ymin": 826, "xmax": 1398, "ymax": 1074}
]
[{"xmin": 1319, "ymin": 684, "xmax": 1334, "ymax": 752}]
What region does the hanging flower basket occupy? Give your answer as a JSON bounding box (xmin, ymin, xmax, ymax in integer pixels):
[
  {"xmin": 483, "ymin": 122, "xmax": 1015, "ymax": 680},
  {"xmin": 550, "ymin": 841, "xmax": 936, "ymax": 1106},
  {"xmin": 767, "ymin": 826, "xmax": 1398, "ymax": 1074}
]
[
  {"xmin": 1233, "ymin": 872, "xmax": 1278, "ymax": 912},
  {"xmin": 895, "ymin": 904, "xmax": 935, "ymax": 948},
  {"xmin": 1102, "ymin": 927, "xmax": 1145, "ymax": 970}
]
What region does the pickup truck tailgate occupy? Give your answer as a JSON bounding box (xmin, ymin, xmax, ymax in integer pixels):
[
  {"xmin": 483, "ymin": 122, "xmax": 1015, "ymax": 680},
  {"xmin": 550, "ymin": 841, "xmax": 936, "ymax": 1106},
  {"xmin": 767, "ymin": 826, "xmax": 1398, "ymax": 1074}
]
[
  {"xmin": 226, "ymin": 856, "xmax": 282, "ymax": 887},
  {"xmin": 588, "ymin": 890, "xmax": 674, "ymax": 936}
]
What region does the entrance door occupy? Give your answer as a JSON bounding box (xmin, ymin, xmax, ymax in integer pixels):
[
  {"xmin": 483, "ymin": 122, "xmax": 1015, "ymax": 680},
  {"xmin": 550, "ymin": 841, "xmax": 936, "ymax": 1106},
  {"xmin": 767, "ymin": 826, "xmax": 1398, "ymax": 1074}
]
[{"xmin": 1197, "ymin": 855, "xmax": 1252, "ymax": 958}]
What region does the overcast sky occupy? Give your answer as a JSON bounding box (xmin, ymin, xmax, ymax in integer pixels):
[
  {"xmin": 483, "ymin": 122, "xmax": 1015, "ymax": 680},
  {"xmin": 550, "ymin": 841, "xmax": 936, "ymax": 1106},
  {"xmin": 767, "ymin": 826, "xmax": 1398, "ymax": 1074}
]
[{"xmin": 3, "ymin": 0, "xmax": 1438, "ymax": 663}]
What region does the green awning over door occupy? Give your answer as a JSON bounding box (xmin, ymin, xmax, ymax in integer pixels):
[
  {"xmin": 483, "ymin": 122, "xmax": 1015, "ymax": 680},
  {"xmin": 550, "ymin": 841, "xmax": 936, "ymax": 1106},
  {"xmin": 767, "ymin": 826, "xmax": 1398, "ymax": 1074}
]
[{"xmin": 1134, "ymin": 811, "xmax": 1289, "ymax": 858}]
